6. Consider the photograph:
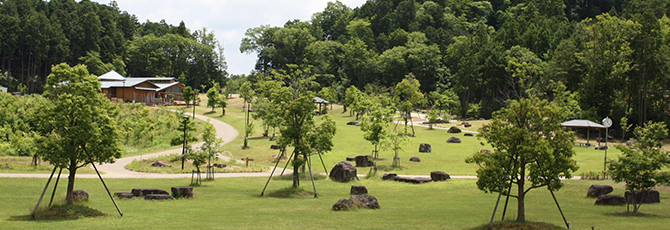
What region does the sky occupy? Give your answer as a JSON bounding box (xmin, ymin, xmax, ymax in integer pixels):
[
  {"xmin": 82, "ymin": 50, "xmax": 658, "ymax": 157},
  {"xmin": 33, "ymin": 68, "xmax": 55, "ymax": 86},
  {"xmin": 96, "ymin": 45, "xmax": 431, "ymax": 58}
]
[{"xmin": 91, "ymin": 0, "xmax": 368, "ymax": 76}]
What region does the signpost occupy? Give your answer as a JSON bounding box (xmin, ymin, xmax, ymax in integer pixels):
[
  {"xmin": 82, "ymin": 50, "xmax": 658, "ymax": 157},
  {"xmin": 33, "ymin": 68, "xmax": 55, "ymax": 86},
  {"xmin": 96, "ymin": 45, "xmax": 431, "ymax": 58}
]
[{"xmin": 602, "ymin": 117, "xmax": 612, "ymax": 171}]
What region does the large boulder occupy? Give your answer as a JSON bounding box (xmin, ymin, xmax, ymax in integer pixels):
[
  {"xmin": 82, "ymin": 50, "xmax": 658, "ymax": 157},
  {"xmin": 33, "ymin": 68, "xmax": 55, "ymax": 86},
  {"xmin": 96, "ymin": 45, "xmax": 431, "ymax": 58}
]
[
  {"xmin": 419, "ymin": 143, "xmax": 432, "ymax": 153},
  {"xmin": 350, "ymin": 195, "xmax": 380, "ymax": 209},
  {"xmin": 448, "ymin": 126, "xmax": 461, "ymax": 133},
  {"xmin": 394, "ymin": 176, "xmax": 432, "ymax": 184},
  {"xmin": 329, "ymin": 161, "xmax": 359, "ymax": 182},
  {"xmin": 114, "ymin": 192, "xmax": 133, "ymax": 199},
  {"xmin": 382, "ymin": 173, "xmax": 397, "ymax": 180},
  {"xmin": 462, "ymin": 122, "xmax": 472, "ymax": 127},
  {"xmin": 625, "ymin": 190, "xmax": 660, "ymax": 204},
  {"xmin": 430, "ymin": 171, "xmax": 451, "ymax": 181},
  {"xmin": 447, "ymin": 137, "xmax": 461, "ymax": 143},
  {"xmin": 171, "ymin": 187, "xmax": 194, "ymax": 199},
  {"xmin": 132, "ymin": 188, "xmax": 170, "ymax": 197},
  {"xmin": 355, "ymin": 155, "xmax": 374, "ymax": 167},
  {"xmin": 587, "ymin": 185, "xmax": 613, "ymax": 198},
  {"xmin": 144, "ymin": 194, "xmax": 174, "ymax": 200},
  {"xmin": 332, "ymin": 198, "xmax": 354, "ymax": 211},
  {"xmin": 350, "ymin": 185, "xmax": 368, "ymax": 195},
  {"xmin": 464, "ymin": 133, "xmax": 474, "ymax": 137},
  {"xmin": 151, "ymin": 161, "xmax": 171, "ymax": 167},
  {"xmin": 72, "ymin": 190, "xmax": 89, "ymax": 202},
  {"xmin": 595, "ymin": 194, "xmax": 626, "ymax": 205},
  {"xmin": 409, "ymin": 156, "xmax": 421, "ymax": 162}
]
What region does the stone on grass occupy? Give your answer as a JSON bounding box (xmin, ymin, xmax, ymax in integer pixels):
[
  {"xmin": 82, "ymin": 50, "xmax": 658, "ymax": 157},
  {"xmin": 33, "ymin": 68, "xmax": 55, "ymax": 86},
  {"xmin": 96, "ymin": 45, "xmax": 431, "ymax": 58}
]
[
  {"xmin": 345, "ymin": 157, "xmax": 356, "ymax": 161},
  {"xmin": 595, "ymin": 145, "xmax": 608, "ymax": 150},
  {"xmin": 329, "ymin": 161, "xmax": 359, "ymax": 182},
  {"xmin": 430, "ymin": 171, "xmax": 450, "ymax": 181},
  {"xmin": 419, "ymin": 143, "xmax": 432, "ymax": 153},
  {"xmin": 355, "ymin": 155, "xmax": 374, "ymax": 167},
  {"xmin": 332, "ymin": 198, "xmax": 354, "ymax": 211},
  {"xmin": 462, "ymin": 122, "xmax": 472, "ymax": 127},
  {"xmin": 114, "ymin": 192, "xmax": 133, "ymax": 199},
  {"xmin": 464, "ymin": 133, "xmax": 474, "ymax": 137},
  {"xmin": 409, "ymin": 156, "xmax": 421, "ymax": 162},
  {"xmin": 347, "ymin": 121, "xmax": 360, "ymax": 126},
  {"xmin": 448, "ymin": 126, "xmax": 461, "ymax": 133},
  {"xmin": 151, "ymin": 161, "xmax": 171, "ymax": 167},
  {"xmin": 2, "ymin": 164, "xmax": 10, "ymax": 169},
  {"xmin": 131, "ymin": 188, "xmax": 169, "ymax": 197},
  {"xmin": 625, "ymin": 140, "xmax": 635, "ymax": 146},
  {"xmin": 72, "ymin": 190, "xmax": 89, "ymax": 202},
  {"xmin": 394, "ymin": 176, "xmax": 432, "ymax": 184},
  {"xmin": 213, "ymin": 163, "xmax": 227, "ymax": 168},
  {"xmin": 595, "ymin": 194, "xmax": 626, "ymax": 205},
  {"xmin": 480, "ymin": 149, "xmax": 493, "ymax": 155},
  {"xmin": 270, "ymin": 145, "xmax": 282, "ymax": 150},
  {"xmin": 144, "ymin": 194, "xmax": 174, "ymax": 200},
  {"xmin": 625, "ymin": 190, "xmax": 660, "ymax": 204},
  {"xmin": 350, "ymin": 195, "xmax": 380, "ymax": 209},
  {"xmin": 587, "ymin": 185, "xmax": 613, "ymax": 198},
  {"xmin": 382, "ymin": 173, "xmax": 397, "ymax": 180},
  {"xmin": 350, "ymin": 185, "xmax": 368, "ymax": 195},
  {"xmin": 447, "ymin": 137, "xmax": 461, "ymax": 143},
  {"xmin": 171, "ymin": 187, "xmax": 194, "ymax": 198}
]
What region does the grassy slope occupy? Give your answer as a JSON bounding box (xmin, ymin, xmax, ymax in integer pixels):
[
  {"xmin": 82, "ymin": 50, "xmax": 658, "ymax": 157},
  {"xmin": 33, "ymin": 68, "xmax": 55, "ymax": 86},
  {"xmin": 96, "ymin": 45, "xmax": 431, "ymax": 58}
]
[{"xmin": 1, "ymin": 177, "xmax": 668, "ymax": 230}]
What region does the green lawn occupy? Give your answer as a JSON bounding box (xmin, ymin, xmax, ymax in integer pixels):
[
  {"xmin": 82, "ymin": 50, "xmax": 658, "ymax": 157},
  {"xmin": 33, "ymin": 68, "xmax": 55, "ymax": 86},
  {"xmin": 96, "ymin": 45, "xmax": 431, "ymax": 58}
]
[
  {"xmin": 175, "ymin": 96, "xmax": 622, "ymax": 177},
  {"xmin": 1, "ymin": 177, "xmax": 668, "ymax": 230}
]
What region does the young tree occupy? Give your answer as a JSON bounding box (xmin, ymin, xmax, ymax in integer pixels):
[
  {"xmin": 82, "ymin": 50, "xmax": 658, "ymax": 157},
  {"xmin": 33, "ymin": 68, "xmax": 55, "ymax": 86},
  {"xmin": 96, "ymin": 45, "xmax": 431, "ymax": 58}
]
[
  {"xmin": 183, "ymin": 86, "xmax": 194, "ymax": 107},
  {"xmin": 394, "ymin": 73, "xmax": 424, "ymax": 136},
  {"xmin": 217, "ymin": 97, "xmax": 228, "ymax": 116},
  {"xmin": 239, "ymin": 81, "xmax": 255, "ymax": 110},
  {"xmin": 384, "ymin": 126, "xmax": 408, "ymax": 167},
  {"xmin": 306, "ymin": 115, "xmax": 337, "ymax": 173},
  {"xmin": 609, "ymin": 121, "xmax": 670, "ymax": 213},
  {"xmin": 198, "ymin": 122, "xmax": 224, "ymax": 180},
  {"xmin": 186, "ymin": 148, "xmax": 207, "ymax": 185},
  {"xmin": 38, "ymin": 63, "xmax": 122, "ymax": 205},
  {"xmin": 344, "ymin": 85, "xmax": 361, "ymax": 115},
  {"xmin": 206, "ymin": 84, "xmax": 221, "ymax": 112},
  {"xmin": 361, "ymin": 101, "xmax": 395, "ymax": 161},
  {"xmin": 466, "ymin": 97, "xmax": 578, "ymax": 222},
  {"xmin": 317, "ymin": 86, "xmax": 338, "ymax": 111}
]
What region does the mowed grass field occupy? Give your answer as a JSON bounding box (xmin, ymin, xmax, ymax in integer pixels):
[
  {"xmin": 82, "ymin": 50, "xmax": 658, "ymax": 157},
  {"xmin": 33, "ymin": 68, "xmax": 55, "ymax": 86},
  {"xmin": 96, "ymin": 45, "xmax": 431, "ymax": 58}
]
[
  {"xmin": 1, "ymin": 177, "xmax": 668, "ymax": 230},
  {"xmin": 174, "ymin": 96, "xmax": 622, "ymax": 176}
]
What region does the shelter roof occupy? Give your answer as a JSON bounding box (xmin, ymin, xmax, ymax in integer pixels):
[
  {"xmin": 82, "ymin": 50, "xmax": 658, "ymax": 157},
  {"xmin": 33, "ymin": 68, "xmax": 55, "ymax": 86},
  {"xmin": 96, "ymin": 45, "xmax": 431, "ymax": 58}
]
[
  {"xmin": 98, "ymin": 70, "xmax": 126, "ymax": 81},
  {"xmin": 561, "ymin": 119, "xmax": 606, "ymax": 129},
  {"xmin": 315, "ymin": 96, "xmax": 330, "ymax": 104}
]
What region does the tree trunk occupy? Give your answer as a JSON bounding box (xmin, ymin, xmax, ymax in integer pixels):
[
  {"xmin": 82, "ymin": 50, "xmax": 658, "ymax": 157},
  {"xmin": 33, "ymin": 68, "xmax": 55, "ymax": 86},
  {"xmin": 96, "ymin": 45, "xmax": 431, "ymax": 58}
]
[
  {"xmin": 292, "ymin": 149, "xmax": 300, "ymax": 188},
  {"xmin": 517, "ymin": 160, "xmax": 526, "ymax": 222},
  {"xmin": 66, "ymin": 159, "xmax": 78, "ymax": 205}
]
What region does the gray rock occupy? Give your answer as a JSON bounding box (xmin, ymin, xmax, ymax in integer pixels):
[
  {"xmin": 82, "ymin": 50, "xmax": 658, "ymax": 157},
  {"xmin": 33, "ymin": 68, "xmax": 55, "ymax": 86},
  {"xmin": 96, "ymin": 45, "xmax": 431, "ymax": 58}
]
[
  {"xmin": 270, "ymin": 145, "xmax": 282, "ymax": 150},
  {"xmin": 350, "ymin": 185, "xmax": 368, "ymax": 195},
  {"xmin": 448, "ymin": 126, "xmax": 461, "ymax": 133},
  {"xmin": 171, "ymin": 187, "xmax": 194, "ymax": 198},
  {"xmin": 595, "ymin": 145, "xmax": 608, "ymax": 150},
  {"xmin": 419, "ymin": 143, "xmax": 432, "ymax": 153},
  {"xmin": 213, "ymin": 163, "xmax": 227, "ymax": 168},
  {"xmin": 394, "ymin": 176, "xmax": 432, "ymax": 184},
  {"xmin": 409, "ymin": 156, "xmax": 421, "ymax": 162},
  {"xmin": 480, "ymin": 149, "xmax": 493, "ymax": 155},
  {"xmin": 144, "ymin": 194, "xmax": 174, "ymax": 200},
  {"xmin": 72, "ymin": 190, "xmax": 89, "ymax": 202},
  {"xmin": 462, "ymin": 122, "xmax": 472, "ymax": 127},
  {"xmin": 329, "ymin": 161, "xmax": 359, "ymax": 182},
  {"xmin": 382, "ymin": 173, "xmax": 397, "ymax": 180},
  {"xmin": 625, "ymin": 190, "xmax": 660, "ymax": 204},
  {"xmin": 332, "ymin": 198, "xmax": 354, "ymax": 211},
  {"xmin": 114, "ymin": 192, "xmax": 133, "ymax": 199},
  {"xmin": 355, "ymin": 155, "xmax": 374, "ymax": 167},
  {"xmin": 151, "ymin": 160, "xmax": 171, "ymax": 167},
  {"xmin": 464, "ymin": 133, "xmax": 474, "ymax": 136},
  {"xmin": 447, "ymin": 137, "xmax": 461, "ymax": 143},
  {"xmin": 430, "ymin": 171, "xmax": 450, "ymax": 181},
  {"xmin": 131, "ymin": 188, "xmax": 169, "ymax": 197},
  {"xmin": 347, "ymin": 121, "xmax": 360, "ymax": 126},
  {"xmin": 625, "ymin": 140, "xmax": 635, "ymax": 146},
  {"xmin": 345, "ymin": 157, "xmax": 356, "ymax": 161},
  {"xmin": 350, "ymin": 195, "xmax": 380, "ymax": 209},
  {"xmin": 595, "ymin": 194, "xmax": 626, "ymax": 205},
  {"xmin": 587, "ymin": 184, "xmax": 614, "ymax": 198}
]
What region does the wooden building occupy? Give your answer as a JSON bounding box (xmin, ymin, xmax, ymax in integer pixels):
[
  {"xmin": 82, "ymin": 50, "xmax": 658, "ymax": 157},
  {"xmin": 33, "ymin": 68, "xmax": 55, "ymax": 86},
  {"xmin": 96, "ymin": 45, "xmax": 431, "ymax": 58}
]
[{"xmin": 98, "ymin": 70, "xmax": 184, "ymax": 105}]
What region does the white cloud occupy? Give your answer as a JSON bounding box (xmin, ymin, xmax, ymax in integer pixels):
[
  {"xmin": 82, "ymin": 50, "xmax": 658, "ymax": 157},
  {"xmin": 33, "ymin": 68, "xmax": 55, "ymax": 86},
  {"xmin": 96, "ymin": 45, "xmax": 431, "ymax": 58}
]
[{"xmin": 92, "ymin": 0, "xmax": 367, "ymax": 75}]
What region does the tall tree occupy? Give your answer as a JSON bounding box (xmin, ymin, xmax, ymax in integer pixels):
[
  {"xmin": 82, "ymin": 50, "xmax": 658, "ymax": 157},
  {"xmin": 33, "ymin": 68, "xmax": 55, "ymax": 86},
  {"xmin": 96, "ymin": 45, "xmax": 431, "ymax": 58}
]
[
  {"xmin": 394, "ymin": 73, "xmax": 424, "ymax": 136},
  {"xmin": 466, "ymin": 97, "xmax": 578, "ymax": 222},
  {"xmin": 38, "ymin": 63, "xmax": 122, "ymax": 205}
]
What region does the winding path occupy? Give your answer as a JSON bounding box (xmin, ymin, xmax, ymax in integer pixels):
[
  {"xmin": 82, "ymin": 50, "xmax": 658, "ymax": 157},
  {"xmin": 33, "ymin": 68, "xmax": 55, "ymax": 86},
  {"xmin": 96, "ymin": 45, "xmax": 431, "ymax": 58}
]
[{"xmin": 0, "ymin": 109, "xmax": 286, "ymax": 179}]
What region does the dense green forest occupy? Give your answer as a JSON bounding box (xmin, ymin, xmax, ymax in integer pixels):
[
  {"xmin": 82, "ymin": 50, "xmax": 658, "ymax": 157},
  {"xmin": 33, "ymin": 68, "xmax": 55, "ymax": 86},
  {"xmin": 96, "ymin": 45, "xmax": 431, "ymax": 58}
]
[
  {"xmin": 239, "ymin": 0, "xmax": 670, "ymax": 134},
  {"xmin": 0, "ymin": 0, "xmax": 227, "ymax": 93}
]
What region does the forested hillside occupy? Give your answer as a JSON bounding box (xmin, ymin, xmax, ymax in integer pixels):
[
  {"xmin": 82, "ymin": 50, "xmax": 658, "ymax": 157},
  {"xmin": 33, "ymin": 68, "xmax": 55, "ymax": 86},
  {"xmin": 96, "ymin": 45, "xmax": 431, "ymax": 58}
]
[
  {"xmin": 241, "ymin": 0, "xmax": 670, "ymax": 132},
  {"xmin": 0, "ymin": 0, "xmax": 227, "ymax": 93}
]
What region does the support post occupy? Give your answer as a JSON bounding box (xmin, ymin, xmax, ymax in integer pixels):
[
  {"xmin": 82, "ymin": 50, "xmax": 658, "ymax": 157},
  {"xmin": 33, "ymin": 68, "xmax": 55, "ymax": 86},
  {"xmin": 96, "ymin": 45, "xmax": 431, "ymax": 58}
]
[
  {"xmin": 48, "ymin": 168, "xmax": 64, "ymax": 207},
  {"xmin": 32, "ymin": 166, "xmax": 58, "ymax": 219},
  {"xmin": 488, "ymin": 158, "xmax": 515, "ymax": 229},
  {"xmin": 261, "ymin": 148, "xmax": 285, "ymax": 196},
  {"xmin": 280, "ymin": 150, "xmax": 295, "ymax": 176},
  {"xmin": 91, "ymin": 161, "xmax": 123, "ymax": 217},
  {"xmin": 307, "ymin": 154, "xmax": 318, "ymax": 198},
  {"xmin": 317, "ymin": 152, "xmax": 328, "ymax": 174}
]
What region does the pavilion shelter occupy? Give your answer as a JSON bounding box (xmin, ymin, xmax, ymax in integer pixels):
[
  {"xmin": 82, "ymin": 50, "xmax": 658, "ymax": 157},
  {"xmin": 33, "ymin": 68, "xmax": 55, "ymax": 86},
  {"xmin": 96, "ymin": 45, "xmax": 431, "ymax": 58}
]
[{"xmin": 560, "ymin": 119, "xmax": 607, "ymax": 145}]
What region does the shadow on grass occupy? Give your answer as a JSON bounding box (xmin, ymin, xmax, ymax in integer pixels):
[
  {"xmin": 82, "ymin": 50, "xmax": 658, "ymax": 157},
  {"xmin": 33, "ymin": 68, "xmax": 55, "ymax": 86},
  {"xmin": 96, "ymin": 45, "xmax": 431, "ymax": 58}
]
[
  {"xmin": 603, "ymin": 211, "xmax": 670, "ymax": 219},
  {"xmin": 263, "ymin": 187, "xmax": 316, "ymax": 199},
  {"xmin": 9, "ymin": 204, "xmax": 108, "ymax": 222},
  {"xmin": 468, "ymin": 221, "xmax": 565, "ymax": 230},
  {"xmin": 272, "ymin": 173, "xmax": 327, "ymax": 181}
]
